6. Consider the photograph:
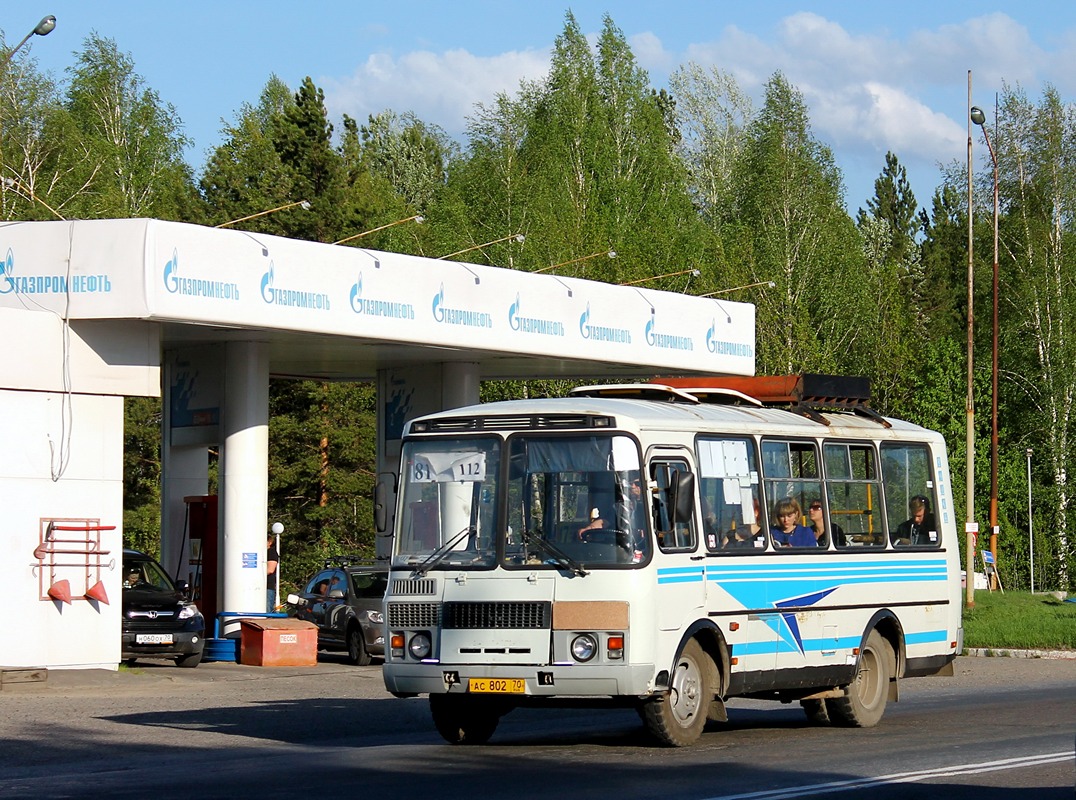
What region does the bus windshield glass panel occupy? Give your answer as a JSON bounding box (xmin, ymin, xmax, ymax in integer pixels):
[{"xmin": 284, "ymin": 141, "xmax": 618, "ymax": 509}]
[
  {"xmin": 505, "ymin": 434, "xmax": 647, "ymax": 568},
  {"xmin": 395, "ymin": 437, "xmax": 502, "ymax": 570}
]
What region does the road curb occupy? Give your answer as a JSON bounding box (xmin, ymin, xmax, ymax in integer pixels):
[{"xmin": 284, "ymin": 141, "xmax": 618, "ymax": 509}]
[{"xmin": 964, "ymin": 647, "xmax": 1076, "ymax": 660}]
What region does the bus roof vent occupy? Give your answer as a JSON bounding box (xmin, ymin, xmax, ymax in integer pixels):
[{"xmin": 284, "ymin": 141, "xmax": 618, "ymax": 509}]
[
  {"xmin": 651, "ymin": 374, "xmax": 890, "ymax": 427},
  {"xmin": 569, "ymin": 383, "xmax": 700, "ymax": 404}
]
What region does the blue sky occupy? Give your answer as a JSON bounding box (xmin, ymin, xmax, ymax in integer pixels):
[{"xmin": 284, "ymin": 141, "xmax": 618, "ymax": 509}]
[{"xmin": 8, "ymin": 2, "xmax": 1076, "ymax": 212}]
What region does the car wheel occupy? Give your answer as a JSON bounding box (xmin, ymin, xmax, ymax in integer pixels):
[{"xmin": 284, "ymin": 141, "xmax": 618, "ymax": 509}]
[
  {"xmin": 347, "ymin": 625, "xmax": 371, "ymax": 666},
  {"xmin": 175, "ymin": 651, "xmax": 203, "ymax": 668},
  {"xmin": 122, "ymin": 658, "xmax": 138, "ymax": 667}
]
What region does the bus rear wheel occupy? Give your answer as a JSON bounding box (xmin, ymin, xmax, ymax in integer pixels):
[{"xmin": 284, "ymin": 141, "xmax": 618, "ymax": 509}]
[
  {"xmin": 827, "ymin": 630, "xmax": 891, "ymax": 727},
  {"xmin": 429, "ymin": 694, "xmax": 503, "ymax": 745},
  {"xmin": 642, "ymin": 639, "xmax": 712, "ymax": 746}
]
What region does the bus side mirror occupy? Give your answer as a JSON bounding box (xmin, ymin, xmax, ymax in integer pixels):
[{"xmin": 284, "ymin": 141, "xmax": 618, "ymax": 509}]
[
  {"xmin": 669, "ymin": 471, "xmax": 695, "ymax": 524},
  {"xmin": 374, "ymin": 479, "xmax": 390, "ymax": 533}
]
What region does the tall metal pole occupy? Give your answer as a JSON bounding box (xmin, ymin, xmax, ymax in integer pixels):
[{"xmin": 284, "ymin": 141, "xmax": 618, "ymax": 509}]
[
  {"xmin": 965, "ymin": 71, "xmax": 977, "ymax": 607},
  {"xmin": 984, "ymin": 98, "xmax": 1000, "ymax": 584},
  {"xmin": 1026, "ymin": 448, "xmax": 1034, "ymax": 594}
]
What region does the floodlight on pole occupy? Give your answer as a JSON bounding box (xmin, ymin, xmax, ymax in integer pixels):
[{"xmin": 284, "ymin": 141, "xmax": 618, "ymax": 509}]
[
  {"xmin": 1, "ymin": 15, "xmax": 56, "ymax": 69},
  {"xmin": 1, "ymin": 176, "xmax": 64, "ymax": 219},
  {"xmin": 971, "ymin": 100, "xmax": 1000, "ymax": 581},
  {"xmin": 533, "ymin": 250, "xmax": 617, "ymax": 273},
  {"xmin": 620, "ymin": 268, "xmax": 700, "ymax": 287},
  {"xmin": 437, "ymin": 233, "xmax": 524, "ymax": 260},
  {"xmin": 215, "ymin": 200, "xmax": 311, "ymax": 228},
  {"xmin": 333, "ymin": 214, "xmax": 424, "ymax": 245},
  {"xmin": 699, "ymin": 280, "xmax": 775, "ymax": 297}
]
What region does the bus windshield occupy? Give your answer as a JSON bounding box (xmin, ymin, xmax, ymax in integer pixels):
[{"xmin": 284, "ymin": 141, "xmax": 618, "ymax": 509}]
[
  {"xmin": 504, "ymin": 433, "xmax": 647, "ymax": 568},
  {"xmin": 394, "ymin": 432, "xmax": 648, "ymax": 571},
  {"xmin": 395, "ymin": 437, "xmax": 501, "ymax": 570}
]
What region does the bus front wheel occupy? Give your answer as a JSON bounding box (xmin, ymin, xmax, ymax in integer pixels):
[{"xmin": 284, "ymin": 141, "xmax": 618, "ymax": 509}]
[
  {"xmin": 827, "ymin": 629, "xmax": 891, "ymax": 727},
  {"xmin": 429, "ymin": 694, "xmax": 502, "ymax": 745},
  {"xmin": 642, "ymin": 639, "xmax": 713, "ymax": 746}
]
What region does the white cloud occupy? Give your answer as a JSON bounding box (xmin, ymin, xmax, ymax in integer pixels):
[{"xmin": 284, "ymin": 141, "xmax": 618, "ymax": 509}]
[{"xmin": 322, "ymin": 47, "xmax": 550, "ymax": 138}]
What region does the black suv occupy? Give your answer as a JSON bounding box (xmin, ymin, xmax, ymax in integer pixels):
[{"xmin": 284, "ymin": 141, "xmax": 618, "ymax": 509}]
[
  {"xmin": 288, "ymin": 558, "xmax": 387, "ymax": 665},
  {"xmin": 121, "ymin": 549, "xmax": 205, "ymax": 668}
]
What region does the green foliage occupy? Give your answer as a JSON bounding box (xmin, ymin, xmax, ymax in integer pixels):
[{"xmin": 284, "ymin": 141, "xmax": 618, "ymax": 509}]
[
  {"xmin": 122, "ymin": 397, "xmax": 161, "ymax": 554},
  {"xmin": 268, "ymin": 380, "xmax": 378, "ymax": 565},
  {"xmin": 201, "ymin": 76, "xmax": 296, "ymax": 230},
  {"xmin": 724, "ymin": 72, "xmax": 865, "ymax": 374},
  {"xmin": 64, "ymin": 34, "xmax": 196, "ymax": 219},
  {"xmin": 962, "ymin": 591, "xmax": 1076, "ymax": 651},
  {"xmin": 9, "ymin": 12, "xmax": 1076, "ymax": 593}
]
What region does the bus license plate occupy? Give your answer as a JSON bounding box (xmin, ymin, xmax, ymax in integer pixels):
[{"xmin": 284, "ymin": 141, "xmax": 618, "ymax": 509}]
[{"xmin": 468, "ymin": 677, "xmax": 525, "ymax": 694}]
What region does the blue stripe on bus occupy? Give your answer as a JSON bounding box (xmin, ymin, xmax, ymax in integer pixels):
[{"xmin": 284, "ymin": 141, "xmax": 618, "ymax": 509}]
[
  {"xmin": 731, "ymin": 630, "xmax": 948, "ymax": 656},
  {"xmin": 656, "ymin": 559, "xmax": 950, "ymax": 586}
]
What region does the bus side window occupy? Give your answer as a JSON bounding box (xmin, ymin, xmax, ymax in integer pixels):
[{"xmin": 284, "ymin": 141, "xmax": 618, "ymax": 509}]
[
  {"xmin": 881, "ymin": 443, "xmax": 940, "ymax": 548},
  {"xmin": 825, "ymin": 442, "xmax": 884, "ymax": 548}
]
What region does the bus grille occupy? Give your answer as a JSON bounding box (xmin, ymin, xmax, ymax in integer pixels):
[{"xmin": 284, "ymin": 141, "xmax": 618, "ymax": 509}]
[
  {"xmin": 387, "ymin": 602, "xmax": 441, "ymax": 628},
  {"xmin": 390, "ymin": 578, "xmax": 437, "ymax": 596},
  {"xmin": 443, "ymin": 601, "xmax": 550, "ymax": 630}
]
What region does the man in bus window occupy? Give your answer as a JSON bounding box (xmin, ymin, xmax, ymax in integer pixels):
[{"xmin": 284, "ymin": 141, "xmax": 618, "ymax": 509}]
[{"xmin": 894, "ymin": 495, "xmax": 932, "ymax": 546}]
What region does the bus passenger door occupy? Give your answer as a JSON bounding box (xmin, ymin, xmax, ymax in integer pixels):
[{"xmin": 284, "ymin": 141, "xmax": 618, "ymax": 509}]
[{"xmin": 650, "ymin": 457, "xmax": 704, "ymax": 631}]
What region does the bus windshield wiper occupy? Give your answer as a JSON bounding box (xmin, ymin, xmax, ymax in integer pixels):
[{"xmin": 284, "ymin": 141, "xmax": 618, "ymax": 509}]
[
  {"xmin": 414, "ymin": 525, "xmax": 474, "ymax": 577},
  {"xmin": 520, "ymin": 530, "xmax": 589, "ymax": 577}
]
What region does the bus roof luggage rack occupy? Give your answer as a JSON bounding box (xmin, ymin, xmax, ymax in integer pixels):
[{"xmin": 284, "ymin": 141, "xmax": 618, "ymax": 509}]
[
  {"xmin": 569, "ymin": 383, "xmax": 701, "ymax": 404},
  {"xmin": 651, "ymin": 374, "xmax": 891, "ymax": 428}
]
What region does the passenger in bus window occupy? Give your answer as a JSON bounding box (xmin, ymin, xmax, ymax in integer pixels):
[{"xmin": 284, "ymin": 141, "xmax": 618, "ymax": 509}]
[
  {"xmin": 808, "ymin": 499, "xmax": 845, "ymax": 547},
  {"xmin": 893, "ymin": 495, "xmax": 933, "ymax": 546},
  {"xmin": 723, "ymin": 495, "xmax": 762, "ymax": 548},
  {"xmin": 770, "ymin": 497, "xmax": 817, "ymax": 547}
]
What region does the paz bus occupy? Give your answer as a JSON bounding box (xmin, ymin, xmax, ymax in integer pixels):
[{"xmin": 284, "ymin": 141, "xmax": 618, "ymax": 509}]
[{"xmin": 380, "ymin": 375, "xmax": 961, "ymax": 746}]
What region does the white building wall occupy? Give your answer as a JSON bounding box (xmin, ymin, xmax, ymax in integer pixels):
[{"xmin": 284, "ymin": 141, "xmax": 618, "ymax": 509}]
[{"xmin": 0, "ymin": 389, "xmax": 124, "ymax": 670}]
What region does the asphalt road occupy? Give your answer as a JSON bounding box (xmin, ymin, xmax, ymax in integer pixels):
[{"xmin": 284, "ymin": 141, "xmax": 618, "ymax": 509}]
[{"xmin": 0, "ymin": 654, "xmax": 1073, "ymax": 799}]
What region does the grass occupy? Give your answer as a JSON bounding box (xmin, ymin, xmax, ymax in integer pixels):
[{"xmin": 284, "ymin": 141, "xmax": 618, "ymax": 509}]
[{"xmin": 962, "ymin": 590, "xmax": 1076, "ymax": 651}]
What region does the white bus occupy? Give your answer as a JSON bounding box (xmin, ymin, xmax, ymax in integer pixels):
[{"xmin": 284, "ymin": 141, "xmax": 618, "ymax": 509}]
[{"xmin": 381, "ymin": 376, "xmax": 961, "ymax": 746}]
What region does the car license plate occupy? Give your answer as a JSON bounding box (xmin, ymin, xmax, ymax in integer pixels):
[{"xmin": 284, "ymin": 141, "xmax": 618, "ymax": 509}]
[
  {"xmin": 136, "ymin": 634, "xmax": 173, "ymax": 645},
  {"xmin": 468, "ymin": 677, "xmax": 525, "ymax": 694}
]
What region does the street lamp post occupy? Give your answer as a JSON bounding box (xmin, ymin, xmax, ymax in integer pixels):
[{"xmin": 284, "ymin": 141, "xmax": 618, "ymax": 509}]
[
  {"xmin": 1026, "ymin": 448, "xmax": 1034, "ymax": 594},
  {"xmin": 1, "ymin": 15, "xmax": 56, "ymax": 69},
  {"xmin": 971, "ymin": 102, "xmax": 1000, "ymax": 584},
  {"xmin": 965, "ymin": 72, "xmax": 977, "ymax": 607},
  {"xmin": 2, "ymin": 15, "xmax": 57, "ymax": 207}
]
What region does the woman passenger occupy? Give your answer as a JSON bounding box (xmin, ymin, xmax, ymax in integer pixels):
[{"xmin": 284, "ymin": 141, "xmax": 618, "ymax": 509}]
[{"xmin": 770, "ymin": 497, "xmax": 817, "ymax": 547}]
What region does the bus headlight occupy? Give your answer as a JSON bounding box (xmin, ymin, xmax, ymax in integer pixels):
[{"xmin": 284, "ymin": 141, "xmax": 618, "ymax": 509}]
[
  {"xmin": 571, "ymin": 633, "xmax": 597, "ymax": 662},
  {"xmin": 409, "ymin": 632, "xmax": 432, "ymax": 660}
]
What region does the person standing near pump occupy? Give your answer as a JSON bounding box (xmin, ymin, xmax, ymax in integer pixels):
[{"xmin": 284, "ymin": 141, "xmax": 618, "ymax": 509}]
[{"xmin": 266, "ymin": 533, "xmax": 280, "ymax": 611}]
